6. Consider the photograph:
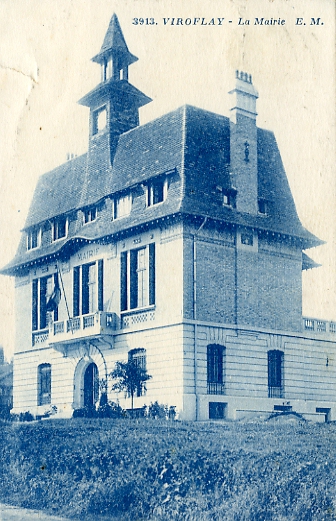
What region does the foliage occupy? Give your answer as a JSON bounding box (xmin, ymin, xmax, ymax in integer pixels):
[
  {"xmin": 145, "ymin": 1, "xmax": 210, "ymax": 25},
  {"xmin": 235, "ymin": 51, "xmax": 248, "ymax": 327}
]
[
  {"xmin": 73, "ymin": 401, "xmax": 125, "ymax": 419},
  {"xmin": 145, "ymin": 401, "xmax": 176, "ymax": 420},
  {"xmin": 0, "ymin": 420, "xmax": 335, "ymax": 520},
  {"xmin": 110, "ymin": 360, "xmax": 152, "ymax": 410},
  {"xmin": 18, "ymin": 411, "xmax": 34, "ymax": 422}
]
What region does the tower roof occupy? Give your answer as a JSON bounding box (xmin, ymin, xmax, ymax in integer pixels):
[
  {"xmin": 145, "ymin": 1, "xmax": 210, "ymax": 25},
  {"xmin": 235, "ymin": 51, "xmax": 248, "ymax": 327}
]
[{"xmin": 92, "ymin": 13, "xmax": 138, "ymax": 66}]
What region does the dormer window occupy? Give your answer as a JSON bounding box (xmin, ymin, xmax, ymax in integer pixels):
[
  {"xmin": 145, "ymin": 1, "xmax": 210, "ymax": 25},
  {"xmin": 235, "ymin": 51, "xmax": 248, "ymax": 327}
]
[
  {"xmin": 113, "ymin": 194, "xmax": 132, "ymax": 220},
  {"xmin": 222, "ymin": 190, "xmax": 236, "ymax": 208},
  {"xmin": 83, "ymin": 207, "xmax": 97, "ymax": 224},
  {"xmin": 147, "ymin": 178, "xmax": 168, "ymax": 207},
  {"xmin": 52, "ymin": 216, "xmax": 68, "ymax": 242},
  {"xmin": 27, "ymin": 228, "xmax": 41, "ymax": 250},
  {"xmin": 258, "ymin": 199, "xmax": 267, "ymax": 215}
]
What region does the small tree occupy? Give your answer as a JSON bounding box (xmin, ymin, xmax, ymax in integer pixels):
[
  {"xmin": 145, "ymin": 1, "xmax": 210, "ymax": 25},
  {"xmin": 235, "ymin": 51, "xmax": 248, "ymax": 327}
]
[{"xmin": 110, "ymin": 360, "xmax": 152, "ymax": 411}]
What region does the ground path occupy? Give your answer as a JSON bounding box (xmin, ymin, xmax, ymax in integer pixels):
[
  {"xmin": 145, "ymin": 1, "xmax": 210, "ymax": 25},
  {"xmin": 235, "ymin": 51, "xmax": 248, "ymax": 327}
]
[{"xmin": 0, "ymin": 504, "xmax": 70, "ymax": 521}]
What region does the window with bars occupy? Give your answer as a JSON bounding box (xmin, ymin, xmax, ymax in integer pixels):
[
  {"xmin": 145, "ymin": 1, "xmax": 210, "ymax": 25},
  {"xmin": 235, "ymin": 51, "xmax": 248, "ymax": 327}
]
[
  {"xmin": 120, "ymin": 244, "xmax": 155, "ymax": 312},
  {"xmin": 268, "ymin": 350, "xmax": 284, "ymax": 398},
  {"xmin": 32, "ymin": 274, "xmax": 59, "ymax": 331},
  {"xmin": 38, "ymin": 363, "xmax": 51, "ymax": 405},
  {"xmin": 207, "ymin": 344, "xmax": 226, "ymax": 395},
  {"xmin": 128, "ymin": 348, "xmax": 147, "ymax": 397},
  {"xmin": 73, "ymin": 260, "xmax": 103, "ymax": 317}
]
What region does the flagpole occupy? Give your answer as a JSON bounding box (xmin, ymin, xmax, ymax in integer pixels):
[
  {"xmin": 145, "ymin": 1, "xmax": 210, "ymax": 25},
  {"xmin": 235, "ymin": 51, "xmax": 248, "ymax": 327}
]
[{"xmin": 57, "ymin": 263, "xmax": 71, "ymax": 322}]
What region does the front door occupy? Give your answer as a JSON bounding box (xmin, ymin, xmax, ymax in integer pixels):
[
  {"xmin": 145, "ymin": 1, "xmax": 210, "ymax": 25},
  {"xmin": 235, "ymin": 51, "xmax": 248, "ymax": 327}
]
[{"xmin": 83, "ymin": 362, "xmax": 98, "ymax": 408}]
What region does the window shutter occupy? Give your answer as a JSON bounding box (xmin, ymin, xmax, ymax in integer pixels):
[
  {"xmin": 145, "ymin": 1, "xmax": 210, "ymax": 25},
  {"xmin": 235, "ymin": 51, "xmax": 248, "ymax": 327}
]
[
  {"xmin": 98, "ymin": 260, "xmax": 104, "ymax": 311},
  {"xmin": 130, "ymin": 249, "xmax": 138, "ymax": 309},
  {"xmin": 82, "ymin": 264, "xmax": 89, "ymax": 315},
  {"xmin": 149, "ymin": 243, "xmax": 155, "ymax": 306},
  {"xmin": 32, "ymin": 279, "xmax": 38, "ymax": 331},
  {"xmin": 53, "ymin": 273, "xmax": 59, "ymax": 322},
  {"xmin": 39, "ymin": 277, "xmax": 48, "ymax": 330},
  {"xmin": 73, "ymin": 267, "xmax": 80, "ymax": 317},
  {"xmin": 120, "ymin": 252, "xmax": 128, "ymax": 311}
]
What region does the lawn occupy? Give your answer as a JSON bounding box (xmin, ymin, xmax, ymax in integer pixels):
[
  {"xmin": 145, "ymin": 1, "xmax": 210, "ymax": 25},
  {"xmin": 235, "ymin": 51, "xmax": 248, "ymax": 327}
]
[{"xmin": 0, "ymin": 417, "xmax": 335, "ymax": 520}]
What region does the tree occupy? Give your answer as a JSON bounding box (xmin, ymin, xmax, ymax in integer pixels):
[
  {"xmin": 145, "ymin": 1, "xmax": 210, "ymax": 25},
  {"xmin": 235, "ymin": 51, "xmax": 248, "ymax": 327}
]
[{"xmin": 110, "ymin": 360, "xmax": 152, "ymax": 411}]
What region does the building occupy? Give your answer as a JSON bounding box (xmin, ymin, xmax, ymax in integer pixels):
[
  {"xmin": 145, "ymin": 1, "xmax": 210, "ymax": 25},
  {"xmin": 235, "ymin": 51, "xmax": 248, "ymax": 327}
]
[{"xmin": 1, "ymin": 14, "xmax": 335, "ymax": 422}]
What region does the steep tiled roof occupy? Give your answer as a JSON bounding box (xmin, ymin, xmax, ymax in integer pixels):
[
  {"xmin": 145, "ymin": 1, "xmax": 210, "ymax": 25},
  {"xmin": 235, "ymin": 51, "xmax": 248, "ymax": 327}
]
[{"xmin": 1, "ymin": 105, "xmax": 321, "ymax": 275}]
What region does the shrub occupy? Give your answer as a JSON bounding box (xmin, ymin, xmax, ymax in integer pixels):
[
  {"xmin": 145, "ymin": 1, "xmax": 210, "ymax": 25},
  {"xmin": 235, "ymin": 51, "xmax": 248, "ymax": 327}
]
[
  {"xmin": 147, "ymin": 401, "xmax": 168, "ymax": 419},
  {"xmin": 72, "ymin": 406, "xmax": 97, "ymax": 419},
  {"xmin": 19, "ymin": 411, "xmax": 34, "ymax": 422},
  {"xmin": 96, "ymin": 401, "xmax": 124, "ymax": 419}
]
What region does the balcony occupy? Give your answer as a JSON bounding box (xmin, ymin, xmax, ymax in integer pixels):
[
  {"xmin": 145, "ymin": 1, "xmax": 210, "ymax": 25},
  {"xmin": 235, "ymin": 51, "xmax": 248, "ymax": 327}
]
[
  {"xmin": 48, "ymin": 311, "xmax": 117, "ymax": 345},
  {"xmin": 302, "ymin": 317, "xmax": 336, "ymax": 335}
]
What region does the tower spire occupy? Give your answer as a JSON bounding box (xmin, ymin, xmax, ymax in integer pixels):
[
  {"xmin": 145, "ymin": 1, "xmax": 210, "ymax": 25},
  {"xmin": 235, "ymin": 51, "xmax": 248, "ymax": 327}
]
[{"xmin": 78, "ymin": 13, "xmax": 151, "ymax": 166}]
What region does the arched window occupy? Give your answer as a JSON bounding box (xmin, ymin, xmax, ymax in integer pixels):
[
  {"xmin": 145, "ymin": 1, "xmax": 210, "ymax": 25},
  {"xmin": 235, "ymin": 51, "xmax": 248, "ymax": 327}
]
[
  {"xmin": 38, "ymin": 363, "xmax": 51, "ymax": 405},
  {"xmin": 128, "ymin": 348, "xmax": 147, "ymax": 397},
  {"xmin": 268, "ymin": 350, "xmax": 284, "ymax": 398},
  {"xmin": 207, "ymin": 344, "xmax": 226, "ymax": 395}
]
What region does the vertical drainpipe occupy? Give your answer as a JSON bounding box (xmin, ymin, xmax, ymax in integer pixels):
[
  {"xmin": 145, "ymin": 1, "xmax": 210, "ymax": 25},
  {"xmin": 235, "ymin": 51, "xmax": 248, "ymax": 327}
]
[{"xmin": 193, "ymin": 217, "xmax": 207, "ymax": 421}]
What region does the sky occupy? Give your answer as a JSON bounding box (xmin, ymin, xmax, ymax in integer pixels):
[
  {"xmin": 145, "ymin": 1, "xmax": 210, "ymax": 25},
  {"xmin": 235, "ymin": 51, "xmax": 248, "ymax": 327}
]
[{"xmin": 0, "ymin": 0, "xmax": 335, "ymax": 360}]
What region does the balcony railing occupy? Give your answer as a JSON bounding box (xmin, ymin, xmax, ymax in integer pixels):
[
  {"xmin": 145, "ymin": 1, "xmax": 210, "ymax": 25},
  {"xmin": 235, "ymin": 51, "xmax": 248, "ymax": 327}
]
[
  {"xmin": 49, "ymin": 311, "xmax": 117, "ymax": 344},
  {"xmin": 302, "ymin": 317, "xmax": 336, "ymax": 335}
]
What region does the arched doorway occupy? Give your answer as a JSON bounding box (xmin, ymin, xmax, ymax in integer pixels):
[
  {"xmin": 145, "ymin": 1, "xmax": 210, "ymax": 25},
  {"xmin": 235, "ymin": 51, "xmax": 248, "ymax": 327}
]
[{"xmin": 83, "ymin": 362, "xmax": 99, "ymax": 408}]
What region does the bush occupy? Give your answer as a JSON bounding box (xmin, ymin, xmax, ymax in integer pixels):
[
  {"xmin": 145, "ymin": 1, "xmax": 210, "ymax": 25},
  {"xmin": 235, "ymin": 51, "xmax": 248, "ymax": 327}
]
[
  {"xmin": 72, "ymin": 406, "xmax": 97, "ymax": 419},
  {"xmin": 96, "ymin": 401, "xmax": 125, "ymax": 419},
  {"xmin": 19, "ymin": 411, "xmax": 34, "ymax": 422},
  {"xmin": 145, "ymin": 402, "xmax": 177, "ymax": 420},
  {"xmin": 0, "ymin": 405, "xmax": 12, "ymax": 421}
]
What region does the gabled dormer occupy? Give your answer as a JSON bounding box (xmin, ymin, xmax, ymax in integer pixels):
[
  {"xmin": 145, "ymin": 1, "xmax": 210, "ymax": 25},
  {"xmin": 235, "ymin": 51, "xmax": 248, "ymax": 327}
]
[{"xmin": 78, "ymin": 13, "xmax": 151, "ymax": 167}]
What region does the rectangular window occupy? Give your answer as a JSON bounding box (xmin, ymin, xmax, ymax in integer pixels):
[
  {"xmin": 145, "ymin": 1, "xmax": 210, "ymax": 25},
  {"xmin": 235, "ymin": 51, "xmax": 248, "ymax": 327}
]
[
  {"xmin": 52, "ymin": 217, "xmax": 67, "ymax": 242},
  {"xmin": 92, "ymin": 106, "xmax": 107, "ymax": 135},
  {"xmin": 27, "ymin": 228, "xmax": 41, "ymax": 250},
  {"xmin": 120, "ymin": 244, "xmax": 155, "ymax": 311},
  {"xmin": 207, "ymin": 344, "xmax": 225, "ymax": 395},
  {"xmin": 268, "ymin": 350, "xmax": 284, "ymax": 398},
  {"xmin": 240, "ymin": 229, "xmax": 254, "ymax": 246},
  {"xmin": 113, "ymin": 194, "xmax": 132, "ymax": 219},
  {"xmin": 222, "ymin": 191, "xmax": 235, "ymax": 208},
  {"xmin": 128, "ymin": 348, "xmax": 147, "ymax": 397},
  {"xmin": 147, "ymin": 178, "xmax": 168, "ymax": 207},
  {"xmin": 258, "ymin": 199, "xmax": 267, "ymax": 215},
  {"xmin": 83, "ymin": 207, "xmax": 97, "ymax": 224},
  {"xmin": 73, "ymin": 260, "xmax": 103, "ymax": 316},
  {"xmin": 32, "ymin": 275, "xmax": 59, "ymax": 331},
  {"xmin": 38, "ymin": 364, "xmax": 51, "ymax": 405}
]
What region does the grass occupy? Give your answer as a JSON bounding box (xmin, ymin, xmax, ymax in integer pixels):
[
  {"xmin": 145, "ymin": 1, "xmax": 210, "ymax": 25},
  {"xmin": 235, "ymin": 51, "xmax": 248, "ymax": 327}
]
[{"xmin": 0, "ymin": 417, "xmax": 335, "ymax": 520}]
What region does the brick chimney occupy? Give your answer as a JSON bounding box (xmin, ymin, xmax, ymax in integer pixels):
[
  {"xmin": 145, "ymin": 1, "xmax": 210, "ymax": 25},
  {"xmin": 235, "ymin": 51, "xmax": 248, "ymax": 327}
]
[{"xmin": 229, "ymin": 71, "xmax": 259, "ymax": 215}]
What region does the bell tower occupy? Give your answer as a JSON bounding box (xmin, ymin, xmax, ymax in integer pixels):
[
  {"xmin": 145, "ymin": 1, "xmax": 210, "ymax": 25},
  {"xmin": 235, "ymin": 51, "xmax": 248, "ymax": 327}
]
[{"xmin": 78, "ymin": 13, "xmax": 151, "ymax": 166}]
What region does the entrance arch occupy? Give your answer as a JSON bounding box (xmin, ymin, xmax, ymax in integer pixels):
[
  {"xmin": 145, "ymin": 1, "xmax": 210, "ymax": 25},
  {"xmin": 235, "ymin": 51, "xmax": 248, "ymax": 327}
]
[{"xmin": 73, "ymin": 358, "xmax": 100, "ymax": 410}]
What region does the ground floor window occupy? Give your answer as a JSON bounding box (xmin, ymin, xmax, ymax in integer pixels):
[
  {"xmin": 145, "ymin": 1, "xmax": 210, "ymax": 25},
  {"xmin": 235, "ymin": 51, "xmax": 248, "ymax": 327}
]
[
  {"xmin": 128, "ymin": 348, "xmax": 147, "ymax": 397},
  {"xmin": 207, "ymin": 344, "xmax": 226, "ymax": 395},
  {"xmin": 268, "ymin": 350, "xmax": 284, "ymax": 398},
  {"xmin": 209, "ymin": 402, "xmax": 227, "ymax": 420},
  {"xmin": 38, "ymin": 363, "xmax": 51, "ymax": 405}
]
